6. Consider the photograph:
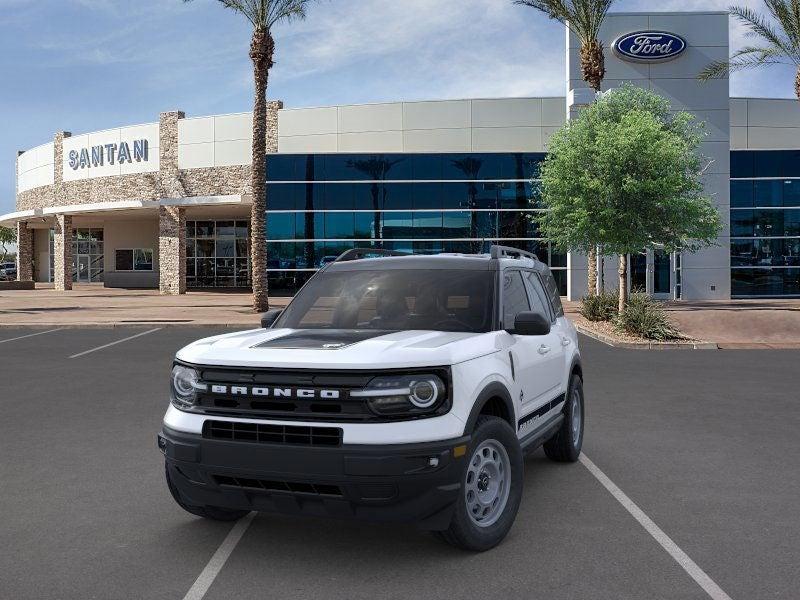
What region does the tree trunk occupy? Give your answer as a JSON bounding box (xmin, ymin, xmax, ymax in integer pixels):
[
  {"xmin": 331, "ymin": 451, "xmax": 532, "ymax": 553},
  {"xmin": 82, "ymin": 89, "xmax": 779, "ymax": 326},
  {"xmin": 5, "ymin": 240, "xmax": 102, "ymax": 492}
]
[
  {"xmin": 580, "ymin": 40, "xmax": 605, "ymax": 93},
  {"xmin": 598, "ymin": 248, "xmax": 605, "ymax": 293},
  {"xmin": 796, "ymin": 67, "xmax": 800, "ymax": 102},
  {"xmin": 618, "ymin": 254, "xmax": 628, "ymax": 314},
  {"xmin": 587, "ymin": 247, "xmax": 597, "ymax": 296},
  {"xmin": 249, "ymin": 29, "xmax": 275, "ymax": 312}
]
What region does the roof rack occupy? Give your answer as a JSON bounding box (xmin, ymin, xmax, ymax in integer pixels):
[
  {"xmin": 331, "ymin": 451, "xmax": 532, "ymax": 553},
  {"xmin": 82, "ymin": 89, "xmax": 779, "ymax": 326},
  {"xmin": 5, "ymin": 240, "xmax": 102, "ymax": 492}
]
[
  {"xmin": 334, "ymin": 248, "xmax": 410, "ymax": 263},
  {"xmin": 489, "ymin": 245, "xmax": 538, "ymax": 261}
]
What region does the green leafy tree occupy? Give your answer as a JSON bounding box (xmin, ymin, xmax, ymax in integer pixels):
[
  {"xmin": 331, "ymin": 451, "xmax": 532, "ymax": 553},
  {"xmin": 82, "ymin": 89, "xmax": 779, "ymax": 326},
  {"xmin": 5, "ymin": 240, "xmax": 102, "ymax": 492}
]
[
  {"xmin": 699, "ymin": 2, "xmax": 800, "ymax": 100},
  {"xmin": 515, "ymin": 0, "xmax": 616, "ymax": 294},
  {"xmin": 184, "ymin": 0, "xmax": 316, "ymax": 311},
  {"xmin": 537, "ymin": 85, "xmax": 722, "ymax": 313},
  {"xmin": 0, "ymin": 226, "xmax": 15, "ymax": 263}
]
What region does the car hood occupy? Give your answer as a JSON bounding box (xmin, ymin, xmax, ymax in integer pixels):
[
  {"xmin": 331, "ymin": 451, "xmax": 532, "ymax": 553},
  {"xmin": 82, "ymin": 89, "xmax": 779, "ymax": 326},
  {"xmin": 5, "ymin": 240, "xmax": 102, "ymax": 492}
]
[{"xmin": 176, "ymin": 328, "xmax": 502, "ymax": 369}]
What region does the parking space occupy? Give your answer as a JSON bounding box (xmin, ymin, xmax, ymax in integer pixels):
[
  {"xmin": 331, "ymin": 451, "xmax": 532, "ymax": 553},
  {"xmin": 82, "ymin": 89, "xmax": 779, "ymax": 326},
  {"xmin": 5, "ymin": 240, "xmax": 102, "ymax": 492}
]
[{"xmin": 1, "ymin": 328, "xmax": 798, "ymax": 599}]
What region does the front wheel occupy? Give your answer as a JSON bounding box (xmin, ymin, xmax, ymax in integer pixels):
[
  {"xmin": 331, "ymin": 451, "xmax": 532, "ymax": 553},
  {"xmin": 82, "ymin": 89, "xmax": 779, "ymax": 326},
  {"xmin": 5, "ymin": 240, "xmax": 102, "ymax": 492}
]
[
  {"xmin": 543, "ymin": 374, "xmax": 584, "ymax": 463},
  {"xmin": 437, "ymin": 416, "xmax": 523, "ymax": 551}
]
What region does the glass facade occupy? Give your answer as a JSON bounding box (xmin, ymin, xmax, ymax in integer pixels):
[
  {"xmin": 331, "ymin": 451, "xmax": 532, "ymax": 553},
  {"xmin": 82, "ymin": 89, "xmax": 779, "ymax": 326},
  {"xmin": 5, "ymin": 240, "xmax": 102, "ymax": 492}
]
[
  {"xmin": 186, "ymin": 220, "xmax": 251, "ymax": 288},
  {"xmin": 264, "ymin": 153, "xmax": 567, "ymax": 295},
  {"xmin": 731, "ymin": 151, "xmax": 800, "ymax": 297},
  {"xmin": 48, "ymin": 228, "xmax": 105, "ymax": 283}
]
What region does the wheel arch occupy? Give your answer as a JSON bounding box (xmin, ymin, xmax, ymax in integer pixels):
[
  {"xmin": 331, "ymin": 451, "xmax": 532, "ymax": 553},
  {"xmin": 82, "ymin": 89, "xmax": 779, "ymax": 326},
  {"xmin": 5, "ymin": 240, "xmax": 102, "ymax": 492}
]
[{"xmin": 463, "ymin": 382, "xmax": 516, "ymax": 434}]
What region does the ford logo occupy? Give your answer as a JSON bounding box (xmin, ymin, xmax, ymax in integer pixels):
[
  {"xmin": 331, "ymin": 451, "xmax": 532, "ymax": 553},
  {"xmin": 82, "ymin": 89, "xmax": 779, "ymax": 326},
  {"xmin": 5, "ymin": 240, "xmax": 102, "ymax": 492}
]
[{"xmin": 613, "ymin": 31, "xmax": 687, "ymax": 62}]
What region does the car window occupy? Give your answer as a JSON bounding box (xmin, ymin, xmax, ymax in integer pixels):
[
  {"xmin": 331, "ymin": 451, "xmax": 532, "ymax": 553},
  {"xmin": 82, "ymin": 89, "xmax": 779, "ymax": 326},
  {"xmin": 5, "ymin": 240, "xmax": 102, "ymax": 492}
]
[
  {"xmin": 502, "ymin": 271, "xmax": 530, "ymax": 328},
  {"xmin": 522, "ymin": 271, "xmax": 553, "ymax": 322},
  {"xmin": 542, "ymin": 271, "xmax": 565, "ymax": 318}
]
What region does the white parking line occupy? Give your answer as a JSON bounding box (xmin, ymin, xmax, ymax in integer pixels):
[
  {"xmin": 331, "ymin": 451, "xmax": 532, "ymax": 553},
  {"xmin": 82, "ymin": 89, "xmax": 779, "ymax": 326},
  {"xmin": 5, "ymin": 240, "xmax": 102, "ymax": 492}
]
[
  {"xmin": 182, "ymin": 512, "xmax": 256, "ymax": 600},
  {"xmin": 0, "ymin": 329, "xmax": 63, "ymax": 345},
  {"xmin": 68, "ymin": 328, "xmax": 162, "ymax": 359},
  {"xmin": 580, "ymin": 453, "xmax": 733, "ymax": 600}
]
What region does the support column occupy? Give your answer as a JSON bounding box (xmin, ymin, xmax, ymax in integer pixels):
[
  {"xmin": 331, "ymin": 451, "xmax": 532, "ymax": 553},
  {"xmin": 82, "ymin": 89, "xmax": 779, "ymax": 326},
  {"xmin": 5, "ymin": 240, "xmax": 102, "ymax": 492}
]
[
  {"xmin": 159, "ymin": 205, "xmax": 185, "ymax": 295},
  {"xmin": 16, "ymin": 221, "xmax": 33, "ymax": 282},
  {"xmin": 53, "ymin": 214, "xmax": 73, "ymax": 291}
]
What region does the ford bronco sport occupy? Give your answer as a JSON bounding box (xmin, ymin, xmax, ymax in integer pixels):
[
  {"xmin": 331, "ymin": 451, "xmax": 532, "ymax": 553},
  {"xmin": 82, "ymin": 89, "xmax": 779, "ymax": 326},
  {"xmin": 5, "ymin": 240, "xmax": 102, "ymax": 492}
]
[{"xmin": 159, "ymin": 246, "xmax": 584, "ymax": 551}]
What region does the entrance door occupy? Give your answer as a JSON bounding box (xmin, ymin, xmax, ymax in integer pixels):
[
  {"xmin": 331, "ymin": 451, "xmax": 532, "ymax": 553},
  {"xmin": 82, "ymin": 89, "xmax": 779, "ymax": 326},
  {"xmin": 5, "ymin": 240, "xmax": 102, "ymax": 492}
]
[
  {"xmin": 77, "ymin": 256, "xmax": 90, "ymax": 282},
  {"xmin": 630, "ymin": 253, "xmax": 648, "ymax": 293},
  {"xmin": 627, "ymin": 249, "xmax": 673, "ymax": 298},
  {"xmin": 652, "ymin": 250, "xmax": 672, "ymax": 298}
]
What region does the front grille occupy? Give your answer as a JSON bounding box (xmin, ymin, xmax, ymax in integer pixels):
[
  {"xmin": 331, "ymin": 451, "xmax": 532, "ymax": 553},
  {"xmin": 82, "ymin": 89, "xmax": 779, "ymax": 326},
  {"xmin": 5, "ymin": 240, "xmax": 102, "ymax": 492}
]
[
  {"xmin": 203, "ymin": 420, "xmax": 342, "ymax": 447},
  {"xmin": 213, "ymin": 475, "xmax": 343, "ymax": 497}
]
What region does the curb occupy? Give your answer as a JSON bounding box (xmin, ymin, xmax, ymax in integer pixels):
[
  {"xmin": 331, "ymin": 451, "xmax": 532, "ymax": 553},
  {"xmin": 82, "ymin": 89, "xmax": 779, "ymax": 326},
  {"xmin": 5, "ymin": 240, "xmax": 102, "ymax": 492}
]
[{"xmin": 574, "ymin": 323, "xmax": 718, "ymax": 350}]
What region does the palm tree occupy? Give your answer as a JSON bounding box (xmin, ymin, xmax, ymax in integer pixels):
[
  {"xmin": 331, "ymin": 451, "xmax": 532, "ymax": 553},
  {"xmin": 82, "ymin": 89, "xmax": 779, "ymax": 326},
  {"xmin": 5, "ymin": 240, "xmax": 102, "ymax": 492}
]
[
  {"xmin": 348, "ymin": 157, "xmax": 404, "ymax": 242},
  {"xmin": 699, "ymin": 2, "xmax": 800, "ymax": 101},
  {"xmin": 185, "ymin": 0, "xmax": 314, "ymax": 311},
  {"xmin": 515, "ymin": 0, "xmax": 615, "ymax": 295}
]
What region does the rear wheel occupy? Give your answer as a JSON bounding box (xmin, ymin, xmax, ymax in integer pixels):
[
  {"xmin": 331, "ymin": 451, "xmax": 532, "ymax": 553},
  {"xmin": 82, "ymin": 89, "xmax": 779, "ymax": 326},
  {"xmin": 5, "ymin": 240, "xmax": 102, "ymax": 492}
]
[
  {"xmin": 437, "ymin": 416, "xmax": 523, "ymax": 551},
  {"xmin": 165, "ymin": 463, "xmax": 249, "ymax": 522},
  {"xmin": 543, "ymin": 374, "xmax": 584, "ymax": 463}
]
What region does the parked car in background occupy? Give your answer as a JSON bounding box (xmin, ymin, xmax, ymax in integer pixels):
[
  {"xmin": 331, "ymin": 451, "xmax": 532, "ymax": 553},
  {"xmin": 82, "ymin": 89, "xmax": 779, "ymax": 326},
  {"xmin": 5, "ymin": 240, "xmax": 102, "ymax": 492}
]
[{"xmin": 0, "ymin": 262, "xmax": 16, "ymax": 281}]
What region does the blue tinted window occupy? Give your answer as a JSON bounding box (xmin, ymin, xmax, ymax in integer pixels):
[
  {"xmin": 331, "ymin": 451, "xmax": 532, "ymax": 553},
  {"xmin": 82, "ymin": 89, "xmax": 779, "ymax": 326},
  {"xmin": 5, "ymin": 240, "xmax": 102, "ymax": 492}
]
[
  {"xmin": 730, "ymin": 181, "xmax": 753, "ymax": 208},
  {"xmin": 325, "ymin": 213, "xmax": 355, "ymax": 239},
  {"xmin": 353, "ymin": 183, "xmax": 380, "ymax": 210},
  {"xmin": 382, "ymin": 183, "xmax": 413, "ymax": 210},
  {"xmin": 382, "ymin": 212, "xmax": 413, "ymax": 237},
  {"xmin": 730, "ymin": 210, "xmax": 753, "ymax": 237},
  {"xmin": 355, "ymin": 213, "xmax": 377, "ymax": 239},
  {"xmin": 324, "ymin": 183, "xmax": 353, "ymax": 210},
  {"xmin": 754, "ymin": 180, "xmax": 783, "ymax": 207},
  {"xmin": 267, "ymin": 184, "xmax": 298, "ymax": 210},
  {"xmin": 754, "ymin": 151, "xmax": 783, "ymax": 177},
  {"xmin": 783, "ymin": 180, "xmax": 800, "ymax": 207},
  {"xmin": 266, "ymin": 155, "xmax": 297, "ymax": 181},
  {"xmin": 412, "ymin": 183, "xmax": 442, "ymax": 209},
  {"xmin": 443, "ymin": 212, "xmax": 472, "ymax": 237},
  {"xmin": 412, "ymin": 155, "xmax": 442, "ymax": 180},
  {"xmin": 413, "ymin": 212, "xmax": 443, "ymax": 237},
  {"xmin": 266, "ymin": 213, "xmax": 295, "ymax": 240},
  {"xmin": 730, "ymin": 151, "xmax": 754, "ymax": 178},
  {"xmin": 441, "ymin": 183, "xmax": 470, "ymax": 209}
]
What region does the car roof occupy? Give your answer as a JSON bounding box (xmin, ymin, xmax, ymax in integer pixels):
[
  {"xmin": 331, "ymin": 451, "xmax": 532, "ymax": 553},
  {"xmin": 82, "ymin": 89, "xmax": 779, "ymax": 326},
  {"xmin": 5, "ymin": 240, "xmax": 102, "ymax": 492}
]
[{"xmin": 324, "ymin": 253, "xmax": 547, "ymax": 272}]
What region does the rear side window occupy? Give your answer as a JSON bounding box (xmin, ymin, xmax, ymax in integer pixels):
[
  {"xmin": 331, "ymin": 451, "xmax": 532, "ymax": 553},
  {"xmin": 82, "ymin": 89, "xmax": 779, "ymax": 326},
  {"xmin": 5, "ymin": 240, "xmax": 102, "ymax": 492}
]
[
  {"xmin": 542, "ymin": 271, "xmax": 564, "ymax": 318},
  {"xmin": 522, "ymin": 271, "xmax": 553, "ymax": 321},
  {"xmin": 502, "ymin": 271, "xmax": 530, "ymax": 328}
]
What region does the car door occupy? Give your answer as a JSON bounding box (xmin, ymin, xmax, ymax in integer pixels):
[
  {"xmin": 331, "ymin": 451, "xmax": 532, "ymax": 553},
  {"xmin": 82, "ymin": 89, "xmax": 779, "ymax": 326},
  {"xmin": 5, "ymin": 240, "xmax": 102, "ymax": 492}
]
[
  {"xmin": 501, "ymin": 270, "xmax": 561, "ymax": 414},
  {"xmin": 522, "ymin": 270, "xmax": 566, "ymax": 399}
]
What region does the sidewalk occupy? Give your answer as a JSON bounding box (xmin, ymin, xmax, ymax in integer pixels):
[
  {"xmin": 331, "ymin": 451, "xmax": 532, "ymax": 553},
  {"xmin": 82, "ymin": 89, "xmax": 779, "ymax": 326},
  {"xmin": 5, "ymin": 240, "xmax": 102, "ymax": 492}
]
[{"xmin": 0, "ymin": 284, "xmax": 289, "ymax": 327}]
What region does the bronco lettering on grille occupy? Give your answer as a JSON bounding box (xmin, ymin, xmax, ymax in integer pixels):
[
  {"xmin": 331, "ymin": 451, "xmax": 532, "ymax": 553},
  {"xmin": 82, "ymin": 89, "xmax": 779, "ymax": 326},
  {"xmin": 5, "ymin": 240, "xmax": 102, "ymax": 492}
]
[{"xmin": 209, "ymin": 385, "xmax": 341, "ymax": 399}]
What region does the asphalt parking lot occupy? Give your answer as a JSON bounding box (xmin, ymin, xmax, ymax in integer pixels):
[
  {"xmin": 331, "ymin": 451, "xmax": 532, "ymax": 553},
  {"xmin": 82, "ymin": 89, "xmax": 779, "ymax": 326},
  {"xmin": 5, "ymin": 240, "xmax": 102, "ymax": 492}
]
[{"xmin": 1, "ymin": 327, "xmax": 798, "ymax": 600}]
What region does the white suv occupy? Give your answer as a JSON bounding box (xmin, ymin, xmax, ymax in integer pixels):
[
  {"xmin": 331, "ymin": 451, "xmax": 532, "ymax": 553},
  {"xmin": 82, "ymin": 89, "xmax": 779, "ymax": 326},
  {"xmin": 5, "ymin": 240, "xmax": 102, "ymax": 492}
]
[{"xmin": 159, "ymin": 246, "xmax": 583, "ymax": 551}]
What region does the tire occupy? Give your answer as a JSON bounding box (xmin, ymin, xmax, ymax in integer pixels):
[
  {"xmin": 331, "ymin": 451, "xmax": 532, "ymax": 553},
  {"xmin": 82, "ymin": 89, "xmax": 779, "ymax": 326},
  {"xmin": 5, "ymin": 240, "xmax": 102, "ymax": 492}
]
[
  {"xmin": 165, "ymin": 463, "xmax": 249, "ymax": 522},
  {"xmin": 437, "ymin": 416, "xmax": 523, "ymax": 552},
  {"xmin": 543, "ymin": 374, "xmax": 584, "ymax": 463}
]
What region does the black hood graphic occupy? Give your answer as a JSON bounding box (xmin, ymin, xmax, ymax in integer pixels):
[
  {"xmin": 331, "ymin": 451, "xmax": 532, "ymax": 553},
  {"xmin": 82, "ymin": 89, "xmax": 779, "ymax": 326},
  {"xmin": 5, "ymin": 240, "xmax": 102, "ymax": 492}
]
[{"xmin": 253, "ymin": 329, "xmax": 396, "ymax": 350}]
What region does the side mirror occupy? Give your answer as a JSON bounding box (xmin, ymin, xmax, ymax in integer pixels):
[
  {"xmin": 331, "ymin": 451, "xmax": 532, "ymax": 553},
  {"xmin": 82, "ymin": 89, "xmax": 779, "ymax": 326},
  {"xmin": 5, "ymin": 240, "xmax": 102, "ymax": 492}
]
[
  {"xmin": 510, "ymin": 311, "xmax": 551, "ymax": 336},
  {"xmin": 260, "ymin": 309, "xmax": 283, "ymax": 329}
]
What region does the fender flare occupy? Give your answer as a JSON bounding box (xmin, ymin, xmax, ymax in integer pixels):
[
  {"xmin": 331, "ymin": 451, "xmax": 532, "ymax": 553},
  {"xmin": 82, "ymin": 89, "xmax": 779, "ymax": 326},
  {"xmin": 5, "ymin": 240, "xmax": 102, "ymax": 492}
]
[{"xmin": 463, "ymin": 381, "xmax": 516, "ymax": 434}]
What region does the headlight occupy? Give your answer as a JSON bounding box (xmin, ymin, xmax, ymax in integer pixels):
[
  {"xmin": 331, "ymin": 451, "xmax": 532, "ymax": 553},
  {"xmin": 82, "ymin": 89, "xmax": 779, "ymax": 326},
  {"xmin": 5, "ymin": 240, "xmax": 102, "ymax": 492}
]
[
  {"xmin": 352, "ymin": 373, "xmax": 448, "ymax": 417},
  {"xmin": 170, "ymin": 364, "xmax": 206, "ymax": 409}
]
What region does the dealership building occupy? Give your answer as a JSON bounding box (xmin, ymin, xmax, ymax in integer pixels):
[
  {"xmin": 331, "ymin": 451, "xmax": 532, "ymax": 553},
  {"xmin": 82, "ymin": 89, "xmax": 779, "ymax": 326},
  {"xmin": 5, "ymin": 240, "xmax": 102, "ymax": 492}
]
[{"xmin": 4, "ymin": 10, "xmax": 800, "ymax": 299}]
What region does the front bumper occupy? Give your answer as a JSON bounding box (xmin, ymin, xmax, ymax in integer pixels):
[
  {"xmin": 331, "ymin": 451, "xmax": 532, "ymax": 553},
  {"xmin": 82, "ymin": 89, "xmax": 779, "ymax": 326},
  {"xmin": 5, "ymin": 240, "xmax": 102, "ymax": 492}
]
[{"xmin": 159, "ymin": 426, "xmax": 470, "ymax": 530}]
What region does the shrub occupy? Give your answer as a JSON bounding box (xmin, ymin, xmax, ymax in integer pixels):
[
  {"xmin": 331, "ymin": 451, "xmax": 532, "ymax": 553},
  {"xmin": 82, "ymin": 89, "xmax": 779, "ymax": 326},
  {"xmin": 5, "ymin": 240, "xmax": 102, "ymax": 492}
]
[
  {"xmin": 614, "ymin": 293, "xmax": 684, "ymax": 340},
  {"xmin": 580, "ymin": 290, "xmax": 619, "ymax": 322}
]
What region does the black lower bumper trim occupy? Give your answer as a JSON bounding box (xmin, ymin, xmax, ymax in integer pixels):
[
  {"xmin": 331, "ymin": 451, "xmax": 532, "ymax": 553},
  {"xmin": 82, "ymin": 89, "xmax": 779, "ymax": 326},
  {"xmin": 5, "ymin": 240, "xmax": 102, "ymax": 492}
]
[{"xmin": 160, "ymin": 425, "xmax": 469, "ymax": 530}]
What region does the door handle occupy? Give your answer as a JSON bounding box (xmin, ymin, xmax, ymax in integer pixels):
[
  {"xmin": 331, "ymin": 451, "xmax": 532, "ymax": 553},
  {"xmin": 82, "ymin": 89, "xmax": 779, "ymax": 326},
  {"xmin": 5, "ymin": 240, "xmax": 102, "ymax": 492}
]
[
  {"xmin": 538, "ymin": 344, "xmax": 551, "ymax": 355},
  {"xmin": 561, "ymin": 337, "xmax": 571, "ymax": 346}
]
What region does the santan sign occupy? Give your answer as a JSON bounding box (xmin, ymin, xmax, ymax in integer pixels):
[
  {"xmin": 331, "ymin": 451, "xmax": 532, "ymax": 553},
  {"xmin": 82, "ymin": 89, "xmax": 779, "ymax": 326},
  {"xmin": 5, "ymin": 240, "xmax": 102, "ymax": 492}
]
[
  {"xmin": 613, "ymin": 31, "xmax": 687, "ymax": 62},
  {"xmin": 68, "ymin": 139, "xmax": 149, "ymax": 170}
]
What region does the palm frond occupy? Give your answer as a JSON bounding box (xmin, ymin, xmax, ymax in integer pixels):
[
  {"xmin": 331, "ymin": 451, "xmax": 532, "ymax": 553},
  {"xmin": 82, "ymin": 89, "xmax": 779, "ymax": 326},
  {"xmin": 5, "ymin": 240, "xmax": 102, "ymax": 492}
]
[
  {"xmin": 764, "ymin": 0, "xmax": 800, "ymax": 46},
  {"xmin": 730, "ymin": 5, "xmax": 800, "ymax": 64},
  {"xmin": 699, "ymin": 46, "xmax": 788, "ymax": 80},
  {"xmin": 515, "ymin": 0, "xmax": 616, "ymax": 43}
]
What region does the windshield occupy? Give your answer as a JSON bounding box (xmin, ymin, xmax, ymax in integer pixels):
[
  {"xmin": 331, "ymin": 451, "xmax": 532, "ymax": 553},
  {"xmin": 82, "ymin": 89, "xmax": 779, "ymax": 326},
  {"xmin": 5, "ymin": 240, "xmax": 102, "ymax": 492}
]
[{"xmin": 275, "ymin": 269, "xmax": 496, "ymax": 332}]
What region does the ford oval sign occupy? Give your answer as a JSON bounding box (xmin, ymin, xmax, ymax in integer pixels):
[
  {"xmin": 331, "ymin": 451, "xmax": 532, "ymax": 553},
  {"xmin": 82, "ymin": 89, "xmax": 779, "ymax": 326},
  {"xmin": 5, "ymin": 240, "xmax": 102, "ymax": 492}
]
[{"xmin": 613, "ymin": 31, "xmax": 687, "ymax": 63}]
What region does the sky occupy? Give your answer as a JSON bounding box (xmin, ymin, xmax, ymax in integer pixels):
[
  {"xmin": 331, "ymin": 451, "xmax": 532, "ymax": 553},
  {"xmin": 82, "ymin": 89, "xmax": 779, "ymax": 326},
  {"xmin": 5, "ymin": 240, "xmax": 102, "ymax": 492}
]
[{"xmin": 0, "ymin": 0, "xmax": 797, "ymax": 215}]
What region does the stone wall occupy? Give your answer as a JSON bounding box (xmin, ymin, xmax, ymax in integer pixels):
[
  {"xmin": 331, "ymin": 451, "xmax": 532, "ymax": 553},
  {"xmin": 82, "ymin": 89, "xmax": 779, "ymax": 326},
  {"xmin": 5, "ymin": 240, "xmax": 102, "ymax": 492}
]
[
  {"xmin": 16, "ymin": 221, "xmax": 33, "ymax": 281},
  {"xmin": 158, "ymin": 206, "xmax": 185, "ymax": 295},
  {"xmin": 53, "ymin": 214, "xmax": 73, "ymax": 291}
]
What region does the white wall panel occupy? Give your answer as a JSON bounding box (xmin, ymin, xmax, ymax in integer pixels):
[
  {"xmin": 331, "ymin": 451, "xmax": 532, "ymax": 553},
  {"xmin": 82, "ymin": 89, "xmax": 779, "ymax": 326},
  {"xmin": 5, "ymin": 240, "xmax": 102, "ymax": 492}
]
[
  {"xmin": 402, "ymin": 128, "xmax": 471, "ymax": 152},
  {"xmin": 747, "ymin": 98, "xmax": 800, "ymax": 128},
  {"xmin": 338, "ymin": 103, "xmax": 403, "ymax": 133},
  {"xmin": 471, "ymin": 98, "xmax": 542, "ymax": 128},
  {"xmin": 541, "ymin": 98, "xmax": 566, "ymax": 126},
  {"xmin": 338, "ymin": 131, "xmax": 403, "ymax": 152},
  {"xmin": 278, "ymin": 134, "xmax": 338, "ymax": 153},
  {"xmin": 648, "ymin": 13, "xmax": 729, "ymax": 48},
  {"xmin": 179, "ymin": 117, "xmax": 214, "ymax": 144},
  {"xmin": 403, "ymin": 100, "xmax": 471, "ymax": 130},
  {"xmin": 746, "ymin": 127, "xmax": 800, "ymax": 149},
  {"xmin": 278, "ymin": 107, "xmax": 338, "ymax": 137},
  {"xmin": 729, "ymin": 99, "xmax": 748, "ymax": 127},
  {"xmin": 730, "ymin": 126, "xmax": 748, "ymax": 149},
  {"xmin": 214, "ymin": 139, "xmax": 250, "ymax": 166},
  {"xmin": 214, "ymin": 113, "xmax": 251, "ymax": 142},
  {"xmin": 178, "ymin": 142, "xmax": 214, "ymax": 169},
  {"xmin": 472, "ymin": 127, "xmax": 543, "ymax": 152}
]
